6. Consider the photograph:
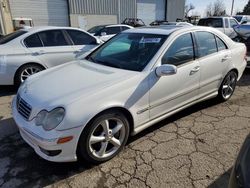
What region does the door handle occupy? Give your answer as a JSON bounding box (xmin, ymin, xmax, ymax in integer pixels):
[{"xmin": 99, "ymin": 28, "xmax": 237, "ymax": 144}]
[
  {"xmin": 190, "ymin": 66, "xmax": 200, "ymax": 75},
  {"xmin": 32, "ymin": 50, "xmax": 46, "ymax": 56},
  {"xmin": 221, "ymin": 55, "xmax": 231, "ymax": 62}
]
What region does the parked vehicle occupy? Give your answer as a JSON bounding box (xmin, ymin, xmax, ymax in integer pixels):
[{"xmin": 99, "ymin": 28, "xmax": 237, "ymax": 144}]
[
  {"xmin": 88, "ymin": 24, "xmax": 133, "ymax": 42},
  {"xmin": 0, "ymin": 26, "xmax": 101, "ymax": 86},
  {"xmin": 12, "ymin": 17, "xmax": 34, "ymax": 31},
  {"xmin": 121, "ymin": 18, "xmax": 146, "ymax": 27},
  {"xmin": 198, "ymin": 17, "xmax": 239, "ymax": 39},
  {"xmin": 229, "ymin": 133, "xmax": 250, "ymax": 188},
  {"xmin": 150, "ymin": 20, "xmax": 168, "ymax": 26},
  {"xmin": 160, "ymin": 22, "xmax": 193, "ymax": 26},
  {"xmin": 0, "ymin": 33, "xmax": 3, "ymax": 38},
  {"xmin": 12, "ymin": 26, "xmax": 246, "ymax": 164},
  {"xmin": 233, "ymin": 15, "xmax": 250, "ymax": 24}
]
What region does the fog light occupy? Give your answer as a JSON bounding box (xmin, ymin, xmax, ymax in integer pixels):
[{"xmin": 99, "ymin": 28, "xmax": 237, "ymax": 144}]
[{"xmin": 57, "ymin": 136, "xmax": 73, "ymax": 144}]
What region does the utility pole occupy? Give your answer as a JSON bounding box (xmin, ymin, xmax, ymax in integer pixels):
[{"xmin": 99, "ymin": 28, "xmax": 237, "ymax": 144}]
[{"xmin": 231, "ymin": 0, "xmax": 235, "ymax": 15}]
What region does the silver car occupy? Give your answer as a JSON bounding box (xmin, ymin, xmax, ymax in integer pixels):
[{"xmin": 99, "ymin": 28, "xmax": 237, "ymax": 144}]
[{"xmin": 0, "ymin": 26, "xmax": 101, "ymax": 86}]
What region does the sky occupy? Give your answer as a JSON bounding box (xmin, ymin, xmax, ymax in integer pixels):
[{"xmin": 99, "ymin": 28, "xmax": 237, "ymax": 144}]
[{"xmin": 186, "ymin": 0, "xmax": 249, "ymax": 16}]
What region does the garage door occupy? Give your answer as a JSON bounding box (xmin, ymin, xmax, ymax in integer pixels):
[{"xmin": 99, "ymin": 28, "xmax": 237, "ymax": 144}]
[
  {"xmin": 9, "ymin": 0, "xmax": 69, "ymax": 26},
  {"xmin": 137, "ymin": 0, "xmax": 165, "ymax": 26}
]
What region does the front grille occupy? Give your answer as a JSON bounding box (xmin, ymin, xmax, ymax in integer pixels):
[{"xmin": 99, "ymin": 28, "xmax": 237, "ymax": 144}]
[{"xmin": 16, "ymin": 94, "xmax": 32, "ymax": 120}]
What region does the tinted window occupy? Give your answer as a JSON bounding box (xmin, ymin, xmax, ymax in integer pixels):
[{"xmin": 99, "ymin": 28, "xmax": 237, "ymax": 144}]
[
  {"xmin": 162, "ymin": 33, "xmax": 194, "ymax": 66},
  {"xmin": 0, "ymin": 30, "xmax": 27, "ymax": 45},
  {"xmin": 230, "ymin": 19, "xmax": 238, "ymax": 28},
  {"xmin": 198, "ymin": 18, "xmax": 223, "ymax": 28},
  {"xmin": 196, "ymin": 32, "xmax": 217, "ymax": 57},
  {"xmin": 38, "ymin": 30, "xmax": 68, "ymax": 47},
  {"xmin": 105, "ymin": 27, "xmax": 121, "ymax": 35},
  {"xmin": 24, "ymin": 34, "xmax": 43, "ymax": 48},
  {"xmin": 216, "ymin": 36, "xmax": 227, "ymax": 51},
  {"xmin": 87, "ymin": 33, "xmax": 168, "ymax": 71},
  {"xmin": 225, "ymin": 18, "xmax": 229, "ymax": 28},
  {"xmin": 234, "ymin": 16, "xmax": 242, "ymax": 22},
  {"xmin": 121, "ymin": 26, "xmax": 130, "ymax": 31},
  {"xmin": 67, "ymin": 30, "xmax": 96, "ymax": 45}
]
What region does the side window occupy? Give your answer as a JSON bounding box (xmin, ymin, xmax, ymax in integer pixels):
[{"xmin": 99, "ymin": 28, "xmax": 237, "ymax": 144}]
[
  {"xmin": 38, "ymin": 30, "xmax": 69, "ymax": 47},
  {"xmin": 67, "ymin": 30, "xmax": 96, "ymax": 45},
  {"xmin": 121, "ymin": 26, "xmax": 130, "ymax": 31},
  {"xmin": 225, "ymin": 18, "xmax": 229, "ymax": 28},
  {"xmin": 196, "ymin": 32, "xmax": 217, "ymax": 58},
  {"xmin": 230, "ymin": 19, "xmax": 238, "ymax": 28},
  {"xmin": 24, "ymin": 34, "xmax": 43, "ymax": 48},
  {"xmin": 106, "ymin": 27, "xmax": 121, "ymax": 35},
  {"xmin": 215, "ymin": 36, "xmax": 227, "ymax": 51},
  {"xmin": 162, "ymin": 33, "xmax": 194, "ymax": 66}
]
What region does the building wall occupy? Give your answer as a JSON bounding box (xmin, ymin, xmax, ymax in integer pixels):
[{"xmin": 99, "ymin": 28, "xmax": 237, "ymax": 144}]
[
  {"xmin": 167, "ymin": 0, "xmax": 185, "ymax": 22},
  {"xmin": 0, "ymin": 0, "xmax": 13, "ymax": 34}
]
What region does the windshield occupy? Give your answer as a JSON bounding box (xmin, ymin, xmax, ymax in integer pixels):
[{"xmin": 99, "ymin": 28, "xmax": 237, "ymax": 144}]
[
  {"xmin": 87, "ymin": 26, "xmax": 105, "ymax": 34},
  {"xmin": 86, "ymin": 33, "xmax": 168, "ymax": 71},
  {"xmin": 198, "ymin": 18, "xmax": 223, "ymax": 28},
  {"xmin": 234, "ymin": 16, "xmax": 243, "ymax": 22},
  {"xmin": 0, "ymin": 30, "xmax": 27, "ymax": 45}
]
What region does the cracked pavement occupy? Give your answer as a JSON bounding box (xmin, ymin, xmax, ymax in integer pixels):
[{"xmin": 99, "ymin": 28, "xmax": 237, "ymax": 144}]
[{"xmin": 0, "ymin": 69, "xmax": 249, "ymax": 188}]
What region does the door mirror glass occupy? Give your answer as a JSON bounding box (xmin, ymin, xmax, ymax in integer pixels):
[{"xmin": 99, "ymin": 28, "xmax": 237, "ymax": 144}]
[
  {"xmin": 242, "ymin": 20, "xmax": 248, "ymax": 25},
  {"xmin": 155, "ymin": 64, "xmax": 177, "ymax": 77},
  {"xmin": 101, "ymin": 32, "xmax": 107, "ymax": 36}
]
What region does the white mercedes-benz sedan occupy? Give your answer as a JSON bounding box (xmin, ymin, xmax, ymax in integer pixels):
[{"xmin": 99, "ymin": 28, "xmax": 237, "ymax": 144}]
[
  {"xmin": 12, "ymin": 26, "xmax": 247, "ymax": 163},
  {"xmin": 0, "ymin": 26, "xmax": 101, "ymax": 86}
]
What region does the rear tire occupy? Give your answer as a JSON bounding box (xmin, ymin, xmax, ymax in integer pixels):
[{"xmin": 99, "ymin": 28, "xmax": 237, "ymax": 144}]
[
  {"xmin": 14, "ymin": 64, "xmax": 44, "ymax": 87},
  {"xmin": 217, "ymin": 71, "xmax": 237, "ymax": 102},
  {"xmin": 77, "ymin": 110, "xmax": 130, "ymax": 164}
]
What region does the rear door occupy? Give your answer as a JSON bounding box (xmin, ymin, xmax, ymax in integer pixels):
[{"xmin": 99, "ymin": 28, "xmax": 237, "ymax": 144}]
[
  {"xmin": 65, "ymin": 29, "xmax": 99, "ymax": 59},
  {"xmin": 195, "ymin": 31, "xmax": 231, "ymax": 96},
  {"xmin": 25, "ymin": 30, "xmax": 75, "ymax": 67}
]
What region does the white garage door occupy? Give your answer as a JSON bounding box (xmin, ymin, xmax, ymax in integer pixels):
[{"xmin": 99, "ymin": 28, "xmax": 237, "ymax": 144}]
[
  {"xmin": 9, "ymin": 0, "xmax": 69, "ymax": 26},
  {"xmin": 137, "ymin": 0, "xmax": 165, "ymax": 26}
]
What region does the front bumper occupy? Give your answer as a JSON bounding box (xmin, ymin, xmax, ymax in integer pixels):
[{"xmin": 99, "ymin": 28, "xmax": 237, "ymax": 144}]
[{"xmin": 12, "ymin": 96, "xmax": 82, "ymax": 162}]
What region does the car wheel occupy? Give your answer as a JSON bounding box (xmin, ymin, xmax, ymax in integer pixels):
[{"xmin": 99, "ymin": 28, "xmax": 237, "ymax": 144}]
[
  {"xmin": 77, "ymin": 110, "xmax": 130, "ymax": 164},
  {"xmin": 15, "ymin": 64, "xmax": 44, "ymax": 86},
  {"xmin": 217, "ymin": 71, "xmax": 237, "ymax": 101}
]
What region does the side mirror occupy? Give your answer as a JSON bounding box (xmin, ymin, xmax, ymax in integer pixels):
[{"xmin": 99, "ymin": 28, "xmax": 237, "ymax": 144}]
[
  {"xmin": 101, "ymin": 32, "xmax": 107, "ymax": 36},
  {"xmin": 155, "ymin": 64, "xmax": 177, "ymax": 77}
]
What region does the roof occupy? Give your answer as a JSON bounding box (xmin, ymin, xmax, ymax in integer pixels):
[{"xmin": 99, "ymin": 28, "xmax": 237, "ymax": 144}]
[
  {"xmin": 124, "ymin": 26, "xmax": 187, "ymax": 35},
  {"xmin": 21, "ymin": 26, "xmax": 86, "ymax": 33}
]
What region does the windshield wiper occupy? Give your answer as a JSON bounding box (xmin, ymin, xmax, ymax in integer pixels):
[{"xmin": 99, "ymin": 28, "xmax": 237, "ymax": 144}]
[{"xmin": 96, "ymin": 60, "xmax": 121, "ymax": 69}]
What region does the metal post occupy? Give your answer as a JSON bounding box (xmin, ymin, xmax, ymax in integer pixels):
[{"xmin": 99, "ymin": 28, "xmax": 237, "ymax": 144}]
[{"xmin": 231, "ymin": 0, "xmax": 235, "ymax": 16}]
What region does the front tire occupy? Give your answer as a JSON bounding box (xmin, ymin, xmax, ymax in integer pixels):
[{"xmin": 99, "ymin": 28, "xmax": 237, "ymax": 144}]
[
  {"xmin": 217, "ymin": 71, "xmax": 237, "ymax": 101},
  {"xmin": 77, "ymin": 110, "xmax": 130, "ymax": 164}
]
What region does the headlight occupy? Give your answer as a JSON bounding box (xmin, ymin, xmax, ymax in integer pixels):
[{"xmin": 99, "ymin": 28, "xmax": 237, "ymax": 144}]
[{"xmin": 35, "ymin": 108, "xmax": 65, "ymax": 131}]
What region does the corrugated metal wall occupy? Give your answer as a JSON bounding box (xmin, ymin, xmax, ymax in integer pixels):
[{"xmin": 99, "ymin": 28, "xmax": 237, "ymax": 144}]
[
  {"xmin": 68, "ymin": 0, "xmax": 136, "ymax": 23},
  {"xmin": 9, "ymin": 0, "xmax": 69, "ymax": 26}
]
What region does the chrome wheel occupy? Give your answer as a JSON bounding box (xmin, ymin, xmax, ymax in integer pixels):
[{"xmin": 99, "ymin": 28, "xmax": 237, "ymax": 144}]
[
  {"xmin": 88, "ymin": 118, "xmax": 126, "ymax": 159},
  {"xmin": 20, "ymin": 66, "xmax": 42, "ymax": 82},
  {"xmin": 222, "ymin": 72, "xmax": 237, "ymax": 100}
]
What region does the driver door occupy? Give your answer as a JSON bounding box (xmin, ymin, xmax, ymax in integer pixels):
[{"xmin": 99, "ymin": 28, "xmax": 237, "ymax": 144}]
[{"xmin": 149, "ymin": 33, "xmax": 200, "ymax": 120}]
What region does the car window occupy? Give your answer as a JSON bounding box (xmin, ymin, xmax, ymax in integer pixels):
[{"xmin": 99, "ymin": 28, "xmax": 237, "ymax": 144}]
[
  {"xmin": 196, "ymin": 31, "xmax": 217, "ymax": 58},
  {"xmin": 87, "ymin": 33, "xmax": 168, "ymax": 71},
  {"xmin": 38, "ymin": 30, "xmax": 69, "ymax": 47},
  {"xmin": 0, "ymin": 30, "xmax": 27, "ymax": 45},
  {"xmin": 225, "ymin": 18, "xmax": 229, "ymax": 28},
  {"xmin": 66, "ymin": 30, "xmax": 96, "ymax": 45},
  {"xmin": 121, "ymin": 26, "xmax": 130, "ymax": 31},
  {"xmin": 105, "ymin": 27, "xmax": 121, "ymax": 35},
  {"xmin": 24, "ymin": 34, "xmax": 43, "ymax": 48},
  {"xmin": 216, "ymin": 36, "xmax": 227, "ymax": 51},
  {"xmin": 198, "ymin": 18, "xmax": 223, "ymax": 28},
  {"xmin": 230, "ymin": 19, "xmax": 238, "ymax": 28},
  {"xmin": 162, "ymin": 33, "xmax": 194, "ymax": 66}
]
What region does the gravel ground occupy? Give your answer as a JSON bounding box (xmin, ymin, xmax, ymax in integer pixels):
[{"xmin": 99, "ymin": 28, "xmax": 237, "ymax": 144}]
[{"xmin": 0, "ymin": 69, "xmax": 249, "ymax": 188}]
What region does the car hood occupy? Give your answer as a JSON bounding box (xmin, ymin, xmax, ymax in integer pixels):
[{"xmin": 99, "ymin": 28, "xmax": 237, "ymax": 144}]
[{"xmin": 20, "ymin": 60, "xmax": 138, "ymax": 108}]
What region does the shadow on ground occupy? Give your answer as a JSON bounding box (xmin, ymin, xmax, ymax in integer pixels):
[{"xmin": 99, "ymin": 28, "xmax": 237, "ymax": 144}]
[{"xmin": 0, "ymin": 86, "xmax": 17, "ymax": 97}]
